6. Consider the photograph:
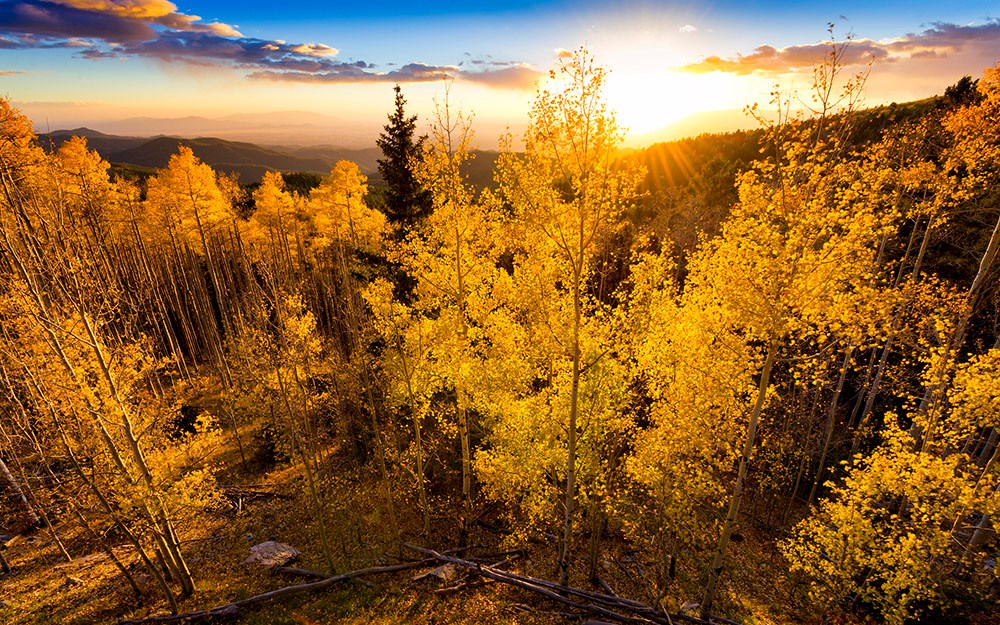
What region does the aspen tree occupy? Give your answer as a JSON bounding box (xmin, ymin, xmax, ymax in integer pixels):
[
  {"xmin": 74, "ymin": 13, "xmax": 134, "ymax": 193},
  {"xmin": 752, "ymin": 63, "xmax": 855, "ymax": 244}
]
[
  {"xmin": 621, "ymin": 249, "xmax": 756, "ymax": 581},
  {"xmin": 0, "ymin": 104, "xmax": 215, "ymax": 608},
  {"xmin": 693, "ymin": 49, "xmax": 895, "ymax": 614},
  {"xmin": 363, "ymin": 278, "xmax": 433, "ymax": 536},
  {"xmin": 245, "ymin": 171, "xmax": 305, "ymax": 282},
  {"xmin": 145, "ymin": 147, "xmax": 237, "ymax": 366},
  {"xmin": 407, "ymin": 84, "xmax": 503, "ymax": 544},
  {"xmin": 782, "ymin": 66, "xmax": 1000, "ymax": 624},
  {"xmin": 491, "ymin": 48, "xmax": 643, "ymax": 585},
  {"xmin": 911, "ymin": 63, "xmax": 1000, "ymax": 438}
]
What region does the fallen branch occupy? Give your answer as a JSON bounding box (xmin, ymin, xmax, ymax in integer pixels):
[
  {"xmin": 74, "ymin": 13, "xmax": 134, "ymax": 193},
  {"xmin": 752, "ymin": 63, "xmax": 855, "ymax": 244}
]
[
  {"xmin": 475, "ymin": 518, "xmax": 513, "ymax": 536},
  {"xmin": 466, "ymin": 548, "xmax": 529, "ymax": 563},
  {"xmin": 596, "ymin": 577, "xmax": 619, "ymax": 598},
  {"xmin": 434, "ymin": 578, "xmax": 493, "ymax": 595},
  {"xmin": 119, "ymin": 559, "xmax": 436, "ymax": 625},
  {"xmin": 509, "ymin": 602, "xmax": 589, "ymax": 619}
]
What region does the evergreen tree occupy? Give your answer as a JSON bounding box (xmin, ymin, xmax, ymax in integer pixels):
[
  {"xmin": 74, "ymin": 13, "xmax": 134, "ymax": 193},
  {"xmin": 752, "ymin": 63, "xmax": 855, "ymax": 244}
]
[{"xmin": 376, "ymin": 84, "xmax": 432, "ymax": 230}]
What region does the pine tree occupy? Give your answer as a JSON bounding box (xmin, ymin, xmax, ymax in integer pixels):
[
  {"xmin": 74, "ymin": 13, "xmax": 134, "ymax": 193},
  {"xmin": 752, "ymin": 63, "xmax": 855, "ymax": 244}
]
[{"xmin": 376, "ymin": 85, "xmax": 432, "ymax": 231}]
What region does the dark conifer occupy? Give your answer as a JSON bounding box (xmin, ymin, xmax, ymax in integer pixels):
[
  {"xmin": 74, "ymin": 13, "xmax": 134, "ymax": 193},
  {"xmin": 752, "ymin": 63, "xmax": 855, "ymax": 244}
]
[{"xmin": 376, "ymin": 85, "xmax": 432, "ymax": 231}]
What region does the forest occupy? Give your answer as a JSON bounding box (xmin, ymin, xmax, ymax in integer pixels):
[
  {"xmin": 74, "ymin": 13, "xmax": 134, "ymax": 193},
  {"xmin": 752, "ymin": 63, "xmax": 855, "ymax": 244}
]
[{"xmin": 1, "ymin": 46, "xmax": 999, "ymax": 625}]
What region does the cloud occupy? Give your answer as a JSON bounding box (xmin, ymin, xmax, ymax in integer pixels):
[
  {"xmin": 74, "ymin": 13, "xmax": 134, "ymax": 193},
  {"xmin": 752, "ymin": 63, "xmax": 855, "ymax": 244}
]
[
  {"xmin": 680, "ymin": 20, "xmax": 1000, "ymax": 75},
  {"xmin": 250, "ymin": 62, "xmax": 543, "ymax": 90},
  {"xmin": 0, "ymin": 0, "xmax": 156, "ymax": 41},
  {"xmin": 679, "ymin": 24, "xmax": 697, "ymax": 33},
  {"xmin": 554, "ymin": 47, "xmax": 573, "ymax": 59},
  {"xmin": 152, "ymin": 12, "xmax": 242, "ymax": 37},
  {"xmin": 681, "ymin": 41, "xmax": 888, "ymax": 75},
  {"xmin": 460, "ymin": 56, "xmax": 523, "ymax": 69},
  {"xmin": 288, "ymin": 42, "xmax": 338, "ymax": 58},
  {"xmin": 0, "ymin": 0, "xmax": 537, "ymax": 89},
  {"xmin": 49, "ymin": 0, "xmax": 243, "ymax": 36},
  {"xmin": 460, "ymin": 65, "xmax": 541, "ymax": 89},
  {"xmin": 51, "ymin": 0, "xmax": 176, "ymax": 20},
  {"xmin": 0, "ymin": 69, "xmax": 30, "ymax": 76},
  {"xmin": 0, "ymin": 0, "xmax": 243, "ymax": 41}
]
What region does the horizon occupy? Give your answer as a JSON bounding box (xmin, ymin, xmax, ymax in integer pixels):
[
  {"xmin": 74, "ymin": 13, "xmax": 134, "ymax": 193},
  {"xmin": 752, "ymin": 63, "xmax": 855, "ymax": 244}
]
[{"xmin": 3, "ymin": 1, "xmax": 1000, "ymax": 149}]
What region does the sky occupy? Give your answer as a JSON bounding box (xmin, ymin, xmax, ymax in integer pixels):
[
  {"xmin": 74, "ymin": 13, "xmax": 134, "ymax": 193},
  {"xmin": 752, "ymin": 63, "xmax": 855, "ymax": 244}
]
[{"xmin": 1, "ymin": 0, "xmax": 999, "ymax": 148}]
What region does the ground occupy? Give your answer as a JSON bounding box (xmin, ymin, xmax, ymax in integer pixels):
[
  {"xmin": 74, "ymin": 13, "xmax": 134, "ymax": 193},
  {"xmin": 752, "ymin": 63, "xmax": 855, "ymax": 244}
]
[{"xmin": 0, "ymin": 428, "xmax": 852, "ymax": 625}]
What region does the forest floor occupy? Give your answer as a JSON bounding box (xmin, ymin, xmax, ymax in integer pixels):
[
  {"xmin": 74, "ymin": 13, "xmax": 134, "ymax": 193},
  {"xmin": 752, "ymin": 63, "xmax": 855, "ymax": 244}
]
[{"xmin": 0, "ymin": 423, "xmax": 836, "ymax": 625}]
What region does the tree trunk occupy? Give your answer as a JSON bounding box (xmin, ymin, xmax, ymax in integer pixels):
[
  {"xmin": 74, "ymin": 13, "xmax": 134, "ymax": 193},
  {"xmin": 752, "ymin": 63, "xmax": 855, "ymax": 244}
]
[
  {"xmin": 559, "ymin": 272, "xmax": 583, "ymax": 587},
  {"xmin": 701, "ymin": 342, "xmax": 777, "ymax": 618},
  {"xmin": 0, "ymin": 455, "xmax": 38, "ymax": 527},
  {"xmin": 809, "ymin": 345, "xmax": 852, "ymax": 504}
]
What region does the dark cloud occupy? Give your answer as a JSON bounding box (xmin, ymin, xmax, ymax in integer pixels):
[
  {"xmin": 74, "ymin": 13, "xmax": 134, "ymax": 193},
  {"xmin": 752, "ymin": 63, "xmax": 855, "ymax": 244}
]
[
  {"xmin": 887, "ymin": 20, "xmax": 1000, "ymax": 54},
  {"xmin": 0, "ymin": 0, "xmax": 539, "ymax": 89},
  {"xmin": 681, "ymin": 20, "xmax": 1000, "ymax": 75},
  {"xmin": 0, "ymin": 0, "xmax": 155, "ymax": 41}
]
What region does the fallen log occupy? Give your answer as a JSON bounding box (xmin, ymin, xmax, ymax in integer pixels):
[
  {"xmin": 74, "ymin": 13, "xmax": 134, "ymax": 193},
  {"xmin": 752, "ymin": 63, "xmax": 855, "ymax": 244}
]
[
  {"xmin": 119, "ymin": 558, "xmax": 437, "ymax": 625},
  {"xmin": 270, "ymin": 566, "xmax": 329, "ymax": 579},
  {"xmin": 403, "ymin": 544, "xmax": 659, "ymax": 625},
  {"xmin": 272, "ymin": 566, "xmax": 377, "ymax": 588},
  {"xmin": 402, "ymin": 544, "xmax": 734, "ymax": 625}
]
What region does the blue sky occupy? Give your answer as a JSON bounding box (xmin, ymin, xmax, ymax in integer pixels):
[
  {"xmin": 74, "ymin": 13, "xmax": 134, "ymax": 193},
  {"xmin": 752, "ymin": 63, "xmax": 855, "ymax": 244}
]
[{"xmin": 2, "ymin": 1, "xmax": 999, "ymax": 146}]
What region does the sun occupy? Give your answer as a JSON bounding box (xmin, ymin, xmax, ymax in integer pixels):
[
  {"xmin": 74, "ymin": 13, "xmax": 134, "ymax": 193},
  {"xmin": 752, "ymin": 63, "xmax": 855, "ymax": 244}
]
[
  {"xmin": 605, "ymin": 56, "xmax": 749, "ymax": 137},
  {"xmin": 604, "ymin": 69, "xmax": 738, "ymax": 137},
  {"xmin": 605, "ymin": 70, "xmax": 688, "ymax": 134}
]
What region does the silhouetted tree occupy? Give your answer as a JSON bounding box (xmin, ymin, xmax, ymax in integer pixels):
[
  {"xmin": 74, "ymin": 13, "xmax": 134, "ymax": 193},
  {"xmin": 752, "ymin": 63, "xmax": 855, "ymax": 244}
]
[
  {"xmin": 942, "ymin": 75, "xmax": 984, "ymax": 109},
  {"xmin": 376, "ymin": 85, "xmax": 432, "ymax": 231}
]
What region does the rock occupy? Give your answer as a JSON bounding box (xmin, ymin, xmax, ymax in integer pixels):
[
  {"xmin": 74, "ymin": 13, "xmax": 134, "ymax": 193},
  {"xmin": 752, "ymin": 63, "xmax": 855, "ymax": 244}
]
[
  {"xmin": 411, "ymin": 563, "xmax": 460, "ymax": 584},
  {"xmin": 61, "ymin": 576, "xmax": 85, "ymax": 589},
  {"xmin": 680, "ymin": 601, "xmax": 699, "ymax": 613},
  {"xmin": 242, "ymin": 541, "xmax": 300, "ymax": 568}
]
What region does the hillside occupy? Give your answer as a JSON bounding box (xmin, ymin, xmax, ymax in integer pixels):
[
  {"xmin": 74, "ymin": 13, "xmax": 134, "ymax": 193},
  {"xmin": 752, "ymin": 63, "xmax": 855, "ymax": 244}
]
[
  {"xmin": 40, "ymin": 131, "xmax": 385, "ymax": 184},
  {"xmin": 3, "ymin": 63, "xmax": 1000, "ymax": 625},
  {"xmin": 38, "ymin": 95, "xmax": 946, "ymax": 197},
  {"xmin": 106, "ymin": 137, "xmax": 333, "ymax": 182},
  {"xmin": 41, "ymin": 128, "xmax": 149, "ymax": 155}
]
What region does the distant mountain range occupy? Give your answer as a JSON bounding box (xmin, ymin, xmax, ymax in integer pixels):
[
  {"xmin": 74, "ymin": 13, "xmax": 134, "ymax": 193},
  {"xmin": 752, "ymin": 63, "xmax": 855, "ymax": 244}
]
[
  {"xmin": 46, "ymin": 111, "xmax": 385, "ymax": 148},
  {"xmin": 39, "ymin": 128, "xmax": 502, "ymax": 187},
  {"xmin": 41, "ymin": 129, "xmax": 384, "ymax": 183},
  {"xmin": 38, "ymin": 95, "xmax": 939, "ymax": 189}
]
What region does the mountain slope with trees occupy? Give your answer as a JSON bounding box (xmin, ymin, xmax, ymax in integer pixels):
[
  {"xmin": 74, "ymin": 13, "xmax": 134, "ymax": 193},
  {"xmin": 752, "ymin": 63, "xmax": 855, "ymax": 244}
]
[{"xmin": 1, "ymin": 49, "xmax": 999, "ymax": 625}]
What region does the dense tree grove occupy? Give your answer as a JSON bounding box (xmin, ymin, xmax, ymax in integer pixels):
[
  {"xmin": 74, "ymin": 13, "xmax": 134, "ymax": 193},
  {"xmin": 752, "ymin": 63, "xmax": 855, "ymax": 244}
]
[{"xmin": 1, "ymin": 49, "xmax": 999, "ymax": 624}]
